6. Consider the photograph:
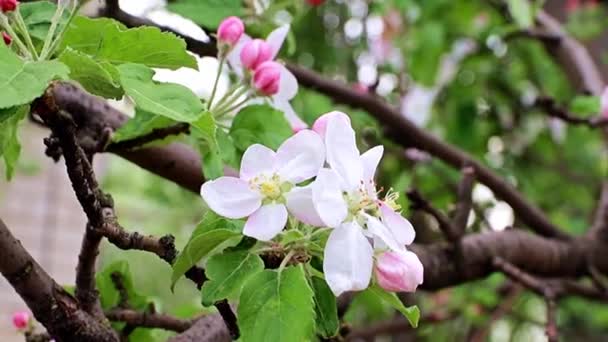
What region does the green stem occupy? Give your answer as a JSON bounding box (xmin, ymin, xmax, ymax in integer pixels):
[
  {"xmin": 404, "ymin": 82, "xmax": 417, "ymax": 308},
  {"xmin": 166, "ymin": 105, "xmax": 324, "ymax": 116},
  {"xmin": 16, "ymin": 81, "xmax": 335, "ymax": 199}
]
[
  {"xmin": 216, "ymin": 95, "xmax": 250, "ymax": 119},
  {"xmin": 12, "ymin": 11, "xmax": 38, "ymax": 59},
  {"xmin": 0, "ymin": 16, "xmax": 32, "ymax": 59},
  {"xmin": 213, "ymin": 85, "xmax": 249, "ymax": 115},
  {"xmin": 278, "ymin": 250, "xmax": 296, "ymax": 273},
  {"xmin": 207, "ymin": 57, "xmax": 225, "ymax": 109},
  {"xmin": 212, "ymin": 83, "xmax": 241, "ymax": 112},
  {"xmin": 44, "ymin": 6, "xmax": 79, "ymax": 60},
  {"xmin": 39, "ymin": 6, "xmax": 64, "ymax": 60}
]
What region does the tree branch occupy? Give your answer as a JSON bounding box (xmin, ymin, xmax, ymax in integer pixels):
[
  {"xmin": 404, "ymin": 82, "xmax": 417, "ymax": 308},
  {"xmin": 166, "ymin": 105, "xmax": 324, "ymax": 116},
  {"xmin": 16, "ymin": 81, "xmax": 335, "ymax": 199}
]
[
  {"xmin": 535, "ymin": 96, "xmax": 608, "ymax": 128},
  {"xmin": 105, "ymin": 309, "xmax": 193, "ymax": 333},
  {"xmin": 106, "ymin": 123, "xmax": 191, "ymax": 152},
  {"xmin": 407, "ymin": 189, "xmax": 460, "ymax": 242},
  {"xmin": 453, "ymin": 166, "xmax": 475, "ymax": 236}
]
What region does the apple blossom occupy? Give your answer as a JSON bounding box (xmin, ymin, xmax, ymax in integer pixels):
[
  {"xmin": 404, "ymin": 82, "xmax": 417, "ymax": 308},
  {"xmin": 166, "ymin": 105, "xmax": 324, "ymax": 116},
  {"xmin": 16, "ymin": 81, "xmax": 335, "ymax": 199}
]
[
  {"xmin": 217, "ymin": 16, "xmax": 244, "ymax": 47},
  {"xmin": 601, "ymin": 87, "xmax": 608, "ymax": 117},
  {"xmin": 375, "ymin": 250, "xmax": 423, "ymax": 292},
  {"xmin": 200, "ymin": 130, "xmax": 325, "ymax": 241},
  {"xmin": 240, "ymin": 39, "xmax": 273, "ymax": 71},
  {"xmin": 2, "ymin": 31, "xmax": 11, "ymax": 45},
  {"xmin": 310, "ymin": 111, "xmax": 417, "ymax": 296},
  {"xmin": 253, "ymin": 61, "xmax": 281, "ymax": 96},
  {"xmin": 12, "ymin": 311, "xmax": 29, "ymax": 330},
  {"xmin": 0, "ymin": 0, "xmax": 17, "ymax": 13}
]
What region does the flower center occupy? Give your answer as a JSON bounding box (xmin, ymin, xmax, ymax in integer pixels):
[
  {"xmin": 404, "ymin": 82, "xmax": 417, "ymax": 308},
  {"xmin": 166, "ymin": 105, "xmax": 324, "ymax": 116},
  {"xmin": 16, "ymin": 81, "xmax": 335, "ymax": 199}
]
[
  {"xmin": 250, "ymin": 173, "xmax": 292, "ymax": 202},
  {"xmin": 345, "ymin": 185, "xmax": 379, "ymax": 220}
]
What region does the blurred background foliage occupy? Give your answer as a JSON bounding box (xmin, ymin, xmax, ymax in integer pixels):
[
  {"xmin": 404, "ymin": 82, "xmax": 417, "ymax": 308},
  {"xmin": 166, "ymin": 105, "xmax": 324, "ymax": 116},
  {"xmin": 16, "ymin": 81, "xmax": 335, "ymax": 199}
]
[{"xmin": 78, "ymin": 0, "xmax": 608, "ymax": 340}]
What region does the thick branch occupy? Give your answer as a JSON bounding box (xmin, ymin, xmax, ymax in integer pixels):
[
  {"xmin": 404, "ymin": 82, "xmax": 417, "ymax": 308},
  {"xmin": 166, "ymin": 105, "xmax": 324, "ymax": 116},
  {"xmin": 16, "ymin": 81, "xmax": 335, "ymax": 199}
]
[
  {"xmin": 105, "ymin": 309, "xmax": 193, "ymax": 333},
  {"xmin": 0, "ymin": 218, "xmax": 117, "ymax": 341},
  {"xmin": 453, "ymin": 167, "xmax": 475, "ymax": 235}
]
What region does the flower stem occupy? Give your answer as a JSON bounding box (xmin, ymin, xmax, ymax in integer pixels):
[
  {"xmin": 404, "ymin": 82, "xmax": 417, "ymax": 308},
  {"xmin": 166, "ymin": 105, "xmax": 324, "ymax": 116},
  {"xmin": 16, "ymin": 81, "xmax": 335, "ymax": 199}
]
[
  {"xmin": 0, "ymin": 15, "xmax": 32, "ymax": 59},
  {"xmin": 39, "ymin": 5, "xmax": 65, "ymax": 60},
  {"xmin": 44, "ymin": 5, "xmax": 79, "ymax": 60},
  {"xmin": 11, "ymin": 11, "xmax": 38, "ymax": 59},
  {"xmin": 213, "ymin": 85, "xmax": 249, "ymax": 115},
  {"xmin": 216, "ymin": 95, "xmax": 250, "ymax": 119},
  {"xmin": 212, "ymin": 83, "xmax": 240, "ymax": 112},
  {"xmin": 208, "ymin": 57, "xmax": 225, "ymax": 109},
  {"xmin": 278, "ymin": 249, "xmax": 296, "ymax": 273}
]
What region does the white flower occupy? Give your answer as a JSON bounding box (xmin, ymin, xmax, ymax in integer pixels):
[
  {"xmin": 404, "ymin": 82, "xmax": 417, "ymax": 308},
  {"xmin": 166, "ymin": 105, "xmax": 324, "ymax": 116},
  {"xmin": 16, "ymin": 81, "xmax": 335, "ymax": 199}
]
[
  {"xmin": 310, "ymin": 112, "xmax": 416, "ymax": 296},
  {"xmin": 200, "ymin": 130, "xmax": 325, "ymax": 241},
  {"xmin": 227, "ymin": 25, "xmax": 307, "ymax": 131}
]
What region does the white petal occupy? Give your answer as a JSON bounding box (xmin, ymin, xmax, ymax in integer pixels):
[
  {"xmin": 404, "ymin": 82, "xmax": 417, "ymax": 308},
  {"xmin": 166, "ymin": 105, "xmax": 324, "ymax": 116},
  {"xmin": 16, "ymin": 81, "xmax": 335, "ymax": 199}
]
[
  {"xmin": 312, "ymin": 169, "xmax": 348, "ymax": 227},
  {"xmin": 325, "ymin": 113, "xmax": 363, "ymax": 191},
  {"xmin": 274, "ymin": 65, "xmax": 298, "ymax": 100},
  {"xmin": 243, "ymin": 203, "xmax": 288, "ymax": 241},
  {"xmin": 285, "ymin": 185, "xmax": 325, "ymax": 227},
  {"xmin": 200, "ymin": 177, "xmax": 262, "ymax": 219},
  {"xmin": 266, "ymin": 25, "xmax": 289, "ymax": 59},
  {"xmin": 272, "ymin": 98, "xmax": 308, "ymax": 132},
  {"xmin": 323, "ymin": 222, "xmax": 374, "ymax": 296},
  {"xmin": 361, "ymin": 146, "xmax": 384, "ymax": 182},
  {"xmin": 276, "ymin": 130, "xmax": 325, "ymax": 183},
  {"xmin": 365, "ymin": 214, "xmax": 404, "ymax": 252},
  {"xmin": 227, "ymin": 34, "xmax": 252, "ymax": 78},
  {"xmin": 380, "ymin": 203, "xmax": 415, "ymax": 245},
  {"xmin": 240, "ymin": 144, "xmax": 276, "ymax": 181}
]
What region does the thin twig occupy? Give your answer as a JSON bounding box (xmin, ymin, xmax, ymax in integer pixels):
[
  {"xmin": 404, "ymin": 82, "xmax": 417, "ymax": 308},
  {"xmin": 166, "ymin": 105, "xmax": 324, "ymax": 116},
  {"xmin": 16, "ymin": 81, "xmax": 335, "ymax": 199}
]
[
  {"xmin": 535, "ymin": 96, "xmax": 608, "ymax": 128},
  {"xmin": 106, "ymin": 309, "xmax": 194, "ymax": 333},
  {"xmin": 407, "ymin": 189, "xmax": 460, "ymax": 242},
  {"xmin": 106, "ymin": 123, "xmax": 190, "ymax": 152}
]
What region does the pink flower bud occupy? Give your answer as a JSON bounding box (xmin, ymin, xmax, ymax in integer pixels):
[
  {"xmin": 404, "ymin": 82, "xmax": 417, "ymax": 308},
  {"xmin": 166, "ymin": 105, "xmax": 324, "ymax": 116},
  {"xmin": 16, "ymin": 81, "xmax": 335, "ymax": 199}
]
[
  {"xmin": 2, "ymin": 32, "xmax": 11, "ymax": 46},
  {"xmin": 307, "ymin": 0, "xmax": 325, "ymax": 6},
  {"xmin": 312, "ymin": 111, "xmax": 351, "ymax": 139},
  {"xmin": 253, "ymin": 61, "xmax": 281, "ymax": 96},
  {"xmin": 240, "ymin": 39, "xmax": 273, "ymax": 71},
  {"xmin": 353, "ymin": 82, "xmax": 369, "ymax": 94},
  {"xmin": 375, "ymin": 251, "xmax": 423, "ymax": 292},
  {"xmin": 601, "ymin": 87, "xmax": 608, "ymax": 118},
  {"xmin": 0, "ymin": 0, "xmax": 17, "ymax": 12},
  {"xmin": 217, "ymin": 16, "xmax": 244, "ymax": 47},
  {"xmin": 12, "ymin": 311, "xmax": 29, "ymax": 330}
]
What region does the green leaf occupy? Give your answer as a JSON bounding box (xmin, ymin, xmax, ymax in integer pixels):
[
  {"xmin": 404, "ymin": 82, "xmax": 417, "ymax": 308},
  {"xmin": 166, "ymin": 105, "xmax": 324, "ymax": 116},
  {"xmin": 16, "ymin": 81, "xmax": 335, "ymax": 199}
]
[
  {"xmin": 20, "ymin": 1, "xmax": 69, "ymax": 41},
  {"xmin": 364, "ymin": 284, "xmax": 420, "ymax": 328},
  {"xmin": 201, "ymin": 251, "xmax": 264, "ymax": 307},
  {"xmin": 167, "ymin": 0, "xmax": 244, "ymax": 29},
  {"xmin": 112, "ymin": 110, "xmax": 175, "ymax": 143},
  {"xmin": 309, "ymin": 276, "xmax": 339, "ymax": 338},
  {"xmin": 117, "ymin": 63, "xmax": 204, "ymax": 123},
  {"xmin": 96, "ymin": 261, "xmax": 148, "ymax": 310},
  {"xmin": 0, "ymin": 106, "xmax": 28, "ymax": 180},
  {"xmin": 230, "ymin": 105, "xmax": 292, "ymax": 151},
  {"xmin": 58, "ymin": 48, "xmax": 123, "ymax": 99},
  {"xmin": 61, "ymin": 16, "xmax": 196, "ymax": 69},
  {"xmin": 170, "ymin": 212, "xmax": 243, "ymax": 289},
  {"xmin": 508, "ymin": 0, "xmax": 534, "ymax": 29},
  {"xmin": 191, "ymin": 111, "xmax": 218, "ymax": 150},
  {"xmin": 0, "ymin": 44, "xmax": 69, "ymax": 109},
  {"xmin": 569, "ymin": 95, "xmax": 600, "ymax": 115},
  {"xmin": 238, "ymin": 265, "xmax": 315, "ymax": 342}
]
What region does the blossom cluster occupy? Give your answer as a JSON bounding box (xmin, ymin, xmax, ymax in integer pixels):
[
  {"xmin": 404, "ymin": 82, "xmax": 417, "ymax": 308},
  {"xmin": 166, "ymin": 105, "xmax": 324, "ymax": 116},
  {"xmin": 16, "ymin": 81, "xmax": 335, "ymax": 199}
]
[{"xmin": 200, "ymin": 111, "xmax": 423, "ymax": 296}]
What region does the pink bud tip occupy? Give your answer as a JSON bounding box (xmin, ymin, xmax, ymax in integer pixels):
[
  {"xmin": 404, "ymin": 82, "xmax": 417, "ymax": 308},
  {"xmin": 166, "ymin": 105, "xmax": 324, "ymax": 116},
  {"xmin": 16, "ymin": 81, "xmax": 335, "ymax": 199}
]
[
  {"xmin": 375, "ymin": 251, "xmax": 423, "ymax": 292},
  {"xmin": 353, "ymin": 82, "xmax": 369, "ymax": 94},
  {"xmin": 240, "ymin": 39, "xmax": 273, "ymax": 71},
  {"xmin": 12, "ymin": 311, "xmax": 29, "ymax": 330},
  {"xmin": 217, "ymin": 16, "xmax": 244, "ymax": 47},
  {"xmin": 312, "ymin": 111, "xmax": 351, "ymax": 139},
  {"xmin": 0, "ymin": 0, "xmax": 17, "ymax": 12},
  {"xmin": 306, "ymin": 0, "xmax": 325, "ymax": 6},
  {"xmin": 2, "ymin": 32, "xmax": 11, "ymax": 46},
  {"xmin": 253, "ymin": 61, "xmax": 281, "ymax": 96}
]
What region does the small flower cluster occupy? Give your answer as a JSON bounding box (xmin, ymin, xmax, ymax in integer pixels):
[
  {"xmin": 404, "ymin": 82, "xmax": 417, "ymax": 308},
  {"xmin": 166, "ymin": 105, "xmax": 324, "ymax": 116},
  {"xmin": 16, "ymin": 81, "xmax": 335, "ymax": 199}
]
[
  {"xmin": 209, "ymin": 17, "xmax": 306, "ymax": 131},
  {"xmin": 201, "ymin": 111, "xmax": 423, "ymax": 296}
]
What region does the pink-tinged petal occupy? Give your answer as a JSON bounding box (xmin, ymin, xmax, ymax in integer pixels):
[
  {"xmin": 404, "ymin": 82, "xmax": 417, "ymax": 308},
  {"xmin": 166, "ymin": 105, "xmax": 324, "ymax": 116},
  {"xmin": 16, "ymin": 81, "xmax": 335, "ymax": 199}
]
[
  {"xmin": 276, "ymin": 130, "xmax": 324, "ymax": 183},
  {"xmin": 241, "ymin": 39, "xmax": 274, "ymax": 71},
  {"xmin": 380, "ymin": 203, "xmax": 415, "ymax": 245},
  {"xmin": 227, "ymin": 34, "xmax": 251, "ymax": 77},
  {"xmin": 325, "ymin": 113, "xmax": 363, "ymax": 190},
  {"xmin": 312, "ymin": 168, "xmax": 348, "ymax": 227},
  {"xmin": 240, "ymin": 144, "xmax": 276, "ymax": 181},
  {"xmin": 200, "ymin": 177, "xmax": 262, "ymax": 219},
  {"xmin": 285, "ymin": 185, "xmax": 325, "ymax": 227},
  {"xmin": 361, "ymin": 146, "xmax": 384, "ymax": 182},
  {"xmin": 312, "ymin": 111, "xmax": 351, "ymax": 140},
  {"xmin": 365, "ymin": 214, "xmax": 404, "ymax": 252},
  {"xmin": 323, "ymin": 221, "xmax": 374, "ymax": 296},
  {"xmin": 272, "ymin": 98, "xmax": 308, "ymax": 132},
  {"xmin": 275, "ymin": 64, "xmax": 298, "ymax": 100},
  {"xmin": 602, "ymin": 86, "xmax": 608, "ymax": 117},
  {"xmin": 266, "ymin": 25, "xmax": 289, "ymax": 59},
  {"xmin": 243, "ymin": 203, "xmax": 288, "ymax": 241},
  {"xmin": 375, "ymin": 250, "xmax": 423, "ymax": 292}
]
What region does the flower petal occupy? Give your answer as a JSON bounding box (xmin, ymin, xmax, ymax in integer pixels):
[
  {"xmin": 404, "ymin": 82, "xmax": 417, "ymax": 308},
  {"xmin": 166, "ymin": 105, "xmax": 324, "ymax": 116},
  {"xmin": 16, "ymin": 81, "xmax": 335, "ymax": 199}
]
[
  {"xmin": 200, "ymin": 177, "xmax": 262, "ymax": 218},
  {"xmin": 274, "ymin": 64, "xmax": 298, "ymax": 100},
  {"xmin": 380, "ymin": 203, "xmax": 415, "ymax": 245},
  {"xmin": 266, "ymin": 25, "xmax": 289, "ymax": 59},
  {"xmin": 325, "ymin": 113, "xmax": 363, "ymax": 191},
  {"xmin": 240, "ymin": 144, "xmax": 276, "ymax": 181},
  {"xmin": 272, "ymin": 98, "xmax": 308, "ymax": 132},
  {"xmin": 312, "ymin": 168, "xmax": 348, "ymax": 227},
  {"xmin": 323, "ymin": 221, "xmax": 374, "ymax": 296},
  {"xmin": 276, "ymin": 130, "xmax": 325, "ymax": 183},
  {"xmin": 243, "ymin": 203, "xmax": 288, "ymax": 241},
  {"xmin": 361, "ymin": 146, "xmax": 384, "ymax": 183},
  {"xmin": 365, "ymin": 214, "xmax": 404, "ymax": 252},
  {"xmin": 285, "ymin": 185, "xmax": 325, "ymax": 227},
  {"xmin": 227, "ymin": 34, "xmax": 252, "ymax": 78}
]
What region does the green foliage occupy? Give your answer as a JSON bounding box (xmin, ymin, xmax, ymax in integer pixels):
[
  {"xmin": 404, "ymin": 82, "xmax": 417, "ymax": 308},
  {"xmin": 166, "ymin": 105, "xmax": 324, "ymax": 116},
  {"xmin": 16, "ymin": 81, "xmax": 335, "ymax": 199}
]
[
  {"xmin": 507, "ymin": 0, "xmax": 533, "ymax": 29},
  {"xmin": 309, "ymin": 276, "xmax": 339, "ymax": 338},
  {"xmin": 58, "ymin": 48, "xmax": 123, "ymax": 99},
  {"xmin": 170, "ymin": 212, "xmax": 243, "ymax": 289},
  {"xmin": 363, "ymin": 284, "xmax": 420, "ymax": 328},
  {"xmin": 201, "ymin": 251, "xmax": 263, "ymax": 307},
  {"xmin": 112, "ymin": 110, "xmax": 175, "ymax": 143},
  {"xmin": 238, "ymin": 265, "xmax": 315, "ymax": 342},
  {"xmin": 61, "ymin": 16, "xmax": 197, "ymax": 69},
  {"xmin": 198, "ymin": 129, "xmax": 239, "ymax": 180},
  {"xmin": 230, "ymin": 105, "xmax": 293, "ymax": 151},
  {"xmin": 569, "ymin": 95, "xmax": 600, "ymax": 115},
  {"xmin": 0, "ymin": 106, "xmax": 28, "ymax": 180},
  {"xmin": 406, "ymin": 21, "xmax": 446, "ymax": 86},
  {"xmin": 20, "ymin": 1, "xmax": 69, "ymax": 41},
  {"xmin": 96, "ymin": 261, "xmax": 149, "ymax": 310},
  {"xmin": 0, "ymin": 44, "xmax": 68, "ymax": 108},
  {"xmin": 117, "ymin": 63, "xmax": 204, "ymax": 123},
  {"xmin": 167, "ymin": 0, "xmax": 244, "ymax": 29}
]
